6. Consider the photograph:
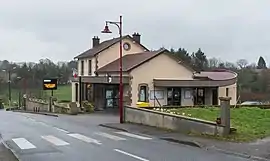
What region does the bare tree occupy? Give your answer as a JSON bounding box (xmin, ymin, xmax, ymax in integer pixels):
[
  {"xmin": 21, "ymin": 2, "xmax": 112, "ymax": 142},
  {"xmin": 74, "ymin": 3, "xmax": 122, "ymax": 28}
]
[
  {"xmin": 224, "ymin": 62, "xmax": 237, "ymax": 70},
  {"xmin": 208, "ymin": 58, "xmax": 219, "ymax": 68},
  {"xmin": 236, "ymin": 59, "xmax": 248, "ymax": 69}
]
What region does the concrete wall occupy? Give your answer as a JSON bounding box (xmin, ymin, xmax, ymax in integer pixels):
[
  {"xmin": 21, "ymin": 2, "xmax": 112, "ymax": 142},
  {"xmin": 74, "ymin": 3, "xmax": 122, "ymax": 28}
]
[
  {"xmin": 124, "ymin": 106, "xmax": 224, "ymax": 135},
  {"xmin": 218, "ymin": 83, "xmax": 237, "ymax": 105},
  {"xmin": 97, "ymin": 38, "xmax": 146, "ymax": 69}
]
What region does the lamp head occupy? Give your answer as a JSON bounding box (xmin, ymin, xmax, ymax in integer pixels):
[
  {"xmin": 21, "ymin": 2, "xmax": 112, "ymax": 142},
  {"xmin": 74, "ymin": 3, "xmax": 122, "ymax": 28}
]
[{"xmin": 101, "ymin": 24, "xmax": 112, "ymax": 33}]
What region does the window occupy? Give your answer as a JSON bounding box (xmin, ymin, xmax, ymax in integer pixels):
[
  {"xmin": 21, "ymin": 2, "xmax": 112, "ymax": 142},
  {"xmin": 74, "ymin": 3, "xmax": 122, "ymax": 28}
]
[
  {"xmin": 81, "ymin": 60, "xmax": 84, "ymax": 75},
  {"xmin": 198, "ymin": 89, "xmax": 204, "ymax": 96},
  {"xmin": 226, "ymin": 88, "xmax": 229, "ymax": 96},
  {"xmin": 75, "ymin": 83, "xmax": 78, "ymax": 102},
  {"xmin": 139, "ymin": 86, "xmax": 147, "ymax": 102},
  {"xmin": 88, "ymin": 60, "xmax": 92, "ymax": 75}
]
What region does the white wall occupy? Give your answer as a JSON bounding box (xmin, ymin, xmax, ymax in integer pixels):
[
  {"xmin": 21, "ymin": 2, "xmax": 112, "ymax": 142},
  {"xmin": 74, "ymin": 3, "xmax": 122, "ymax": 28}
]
[{"xmin": 77, "ymin": 58, "xmax": 95, "ymax": 76}]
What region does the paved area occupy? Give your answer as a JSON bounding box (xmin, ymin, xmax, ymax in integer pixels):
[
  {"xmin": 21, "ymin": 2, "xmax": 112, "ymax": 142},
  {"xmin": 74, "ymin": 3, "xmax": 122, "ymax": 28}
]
[
  {"xmin": 0, "ymin": 143, "xmax": 18, "ymax": 161},
  {"xmin": 99, "ymin": 122, "xmax": 270, "ymax": 161},
  {"xmin": 0, "ymin": 110, "xmax": 255, "ymax": 161}
]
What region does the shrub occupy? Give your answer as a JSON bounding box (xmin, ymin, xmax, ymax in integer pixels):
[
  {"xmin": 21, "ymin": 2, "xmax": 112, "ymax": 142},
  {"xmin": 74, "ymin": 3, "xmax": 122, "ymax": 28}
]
[{"xmin": 82, "ymin": 101, "xmax": 94, "ymax": 113}]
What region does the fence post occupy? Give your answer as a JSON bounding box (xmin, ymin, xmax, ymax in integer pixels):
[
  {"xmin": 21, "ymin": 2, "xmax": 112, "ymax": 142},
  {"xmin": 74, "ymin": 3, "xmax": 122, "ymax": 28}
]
[
  {"xmin": 219, "ymin": 97, "xmax": 231, "ymax": 136},
  {"xmin": 18, "ymin": 91, "xmax": 21, "ymax": 109}
]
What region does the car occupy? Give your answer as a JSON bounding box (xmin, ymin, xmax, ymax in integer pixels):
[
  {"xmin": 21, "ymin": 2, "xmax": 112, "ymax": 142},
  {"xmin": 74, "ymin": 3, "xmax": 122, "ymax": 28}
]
[{"xmin": 241, "ymin": 101, "xmax": 262, "ymax": 105}]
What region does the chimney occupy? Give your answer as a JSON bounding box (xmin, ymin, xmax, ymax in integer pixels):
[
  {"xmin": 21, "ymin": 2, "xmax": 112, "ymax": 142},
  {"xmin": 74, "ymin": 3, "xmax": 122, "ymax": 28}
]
[
  {"xmin": 92, "ymin": 36, "xmax": 100, "ymax": 48},
  {"xmin": 132, "ymin": 32, "xmax": 141, "ymax": 44}
]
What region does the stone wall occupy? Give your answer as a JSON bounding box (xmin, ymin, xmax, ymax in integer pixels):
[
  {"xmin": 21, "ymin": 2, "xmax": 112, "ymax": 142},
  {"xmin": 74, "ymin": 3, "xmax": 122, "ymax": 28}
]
[
  {"xmin": 25, "ymin": 98, "xmax": 79, "ymax": 115},
  {"xmin": 26, "ymin": 98, "xmax": 49, "ymax": 112},
  {"xmin": 124, "ymin": 106, "xmax": 225, "ymax": 136}
]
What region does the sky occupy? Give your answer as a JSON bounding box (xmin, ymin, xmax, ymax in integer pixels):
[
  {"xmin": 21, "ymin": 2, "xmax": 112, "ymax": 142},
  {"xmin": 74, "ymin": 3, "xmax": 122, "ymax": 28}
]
[{"xmin": 0, "ymin": 0, "xmax": 270, "ymax": 65}]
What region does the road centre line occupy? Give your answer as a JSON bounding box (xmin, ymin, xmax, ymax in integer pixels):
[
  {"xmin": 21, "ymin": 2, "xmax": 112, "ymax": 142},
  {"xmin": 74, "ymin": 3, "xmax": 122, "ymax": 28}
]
[
  {"xmin": 114, "ymin": 149, "xmax": 149, "ymax": 161},
  {"xmin": 53, "ymin": 127, "xmax": 69, "ymax": 133}
]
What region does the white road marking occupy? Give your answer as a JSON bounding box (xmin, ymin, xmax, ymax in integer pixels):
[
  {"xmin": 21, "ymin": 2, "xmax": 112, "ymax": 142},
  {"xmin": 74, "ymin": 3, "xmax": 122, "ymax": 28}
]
[
  {"xmin": 27, "ymin": 118, "xmax": 36, "ymax": 122},
  {"xmin": 94, "ymin": 132, "xmax": 126, "ymax": 141},
  {"xmin": 114, "ymin": 149, "xmax": 149, "ymax": 161},
  {"xmin": 68, "ymin": 133, "xmax": 101, "ymax": 145},
  {"xmin": 115, "ymin": 132, "xmax": 152, "ymax": 140},
  {"xmin": 38, "ymin": 122, "xmax": 49, "ymax": 126},
  {"xmin": 41, "ymin": 135, "xmax": 69, "ymax": 146},
  {"xmin": 54, "ymin": 127, "xmax": 69, "ymax": 133},
  {"xmin": 12, "ymin": 138, "xmax": 36, "ymax": 150}
]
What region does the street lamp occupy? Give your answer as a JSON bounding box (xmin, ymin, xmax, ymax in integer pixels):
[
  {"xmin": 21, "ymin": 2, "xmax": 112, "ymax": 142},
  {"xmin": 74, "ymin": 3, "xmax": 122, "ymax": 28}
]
[
  {"xmin": 101, "ymin": 16, "xmax": 124, "ymax": 123},
  {"xmin": 2, "ymin": 66, "xmax": 16, "ymax": 106}
]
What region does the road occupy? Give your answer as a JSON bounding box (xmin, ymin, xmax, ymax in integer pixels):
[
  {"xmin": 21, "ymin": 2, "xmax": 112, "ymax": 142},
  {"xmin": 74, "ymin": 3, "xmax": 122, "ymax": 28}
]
[{"xmin": 0, "ymin": 110, "xmax": 252, "ymax": 161}]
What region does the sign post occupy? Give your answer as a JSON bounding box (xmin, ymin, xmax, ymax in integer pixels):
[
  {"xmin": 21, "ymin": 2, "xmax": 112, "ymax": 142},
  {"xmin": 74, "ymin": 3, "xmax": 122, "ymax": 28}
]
[{"xmin": 43, "ymin": 78, "xmax": 58, "ymax": 112}]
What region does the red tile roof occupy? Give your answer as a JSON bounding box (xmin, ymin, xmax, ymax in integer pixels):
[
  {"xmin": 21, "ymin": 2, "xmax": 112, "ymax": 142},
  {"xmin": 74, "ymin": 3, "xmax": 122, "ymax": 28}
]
[
  {"xmin": 74, "ymin": 35, "xmax": 148, "ymax": 59},
  {"xmin": 194, "ymin": 70, "xmax": 237, "ymax": 80},
  {"xmin": 96, "ymin": 49, "xmax": 166, "ymax": 72}
]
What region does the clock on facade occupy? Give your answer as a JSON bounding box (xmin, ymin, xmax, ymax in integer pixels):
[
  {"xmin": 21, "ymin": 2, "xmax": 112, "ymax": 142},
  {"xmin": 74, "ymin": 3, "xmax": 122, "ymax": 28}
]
[{"xmin": 123, "ymin": 42, "xmax": 131, "ymax": 51}]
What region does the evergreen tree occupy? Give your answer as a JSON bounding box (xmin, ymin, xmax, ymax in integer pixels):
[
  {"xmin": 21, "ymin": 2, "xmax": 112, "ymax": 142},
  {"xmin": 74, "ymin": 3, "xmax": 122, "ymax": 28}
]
[{"xmin": 257, "ymin": 56, "xmax": 267, "ymax": 69}]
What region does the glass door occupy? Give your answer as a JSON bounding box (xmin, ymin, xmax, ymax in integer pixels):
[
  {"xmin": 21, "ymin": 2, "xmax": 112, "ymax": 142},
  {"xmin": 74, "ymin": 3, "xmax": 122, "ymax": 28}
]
[
  {"xmin": 105, "ymin": 89, "xmax": 114, "ymax": 108},
  {"xmin": 167, "ymin": 87, "xmax": 181, "ymax": 106},
  {"xmin": 194, "ymin": 88, "xmax": 205, "ymax": 105}
]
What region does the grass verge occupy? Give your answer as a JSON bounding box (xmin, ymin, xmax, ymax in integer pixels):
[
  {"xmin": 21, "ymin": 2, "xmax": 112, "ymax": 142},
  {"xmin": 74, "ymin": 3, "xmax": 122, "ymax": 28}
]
[
  {"xmin": 155, "ymin": 107, "xmax": 270, "ymax": 142},
  {"xmin": 0, "ymin": 85, "xmax": 72, "ymax": 104}
]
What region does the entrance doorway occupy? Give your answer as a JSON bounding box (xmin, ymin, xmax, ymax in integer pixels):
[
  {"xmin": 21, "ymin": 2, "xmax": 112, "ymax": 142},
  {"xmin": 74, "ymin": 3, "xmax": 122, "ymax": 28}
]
[
  {"xmin": 167, "ymin": 87, "xmax": 181, "ymax": 106},
  {"xmin": 212, "ymin": 88, "xmax": 218, "ymax": 105},
  {"xmin": 105, "ymin": 85, "xmax": 119, "ymax": 108},
  {"xmin": 194, "ymin": 88, "xmax": 205, "ymax": 105}
]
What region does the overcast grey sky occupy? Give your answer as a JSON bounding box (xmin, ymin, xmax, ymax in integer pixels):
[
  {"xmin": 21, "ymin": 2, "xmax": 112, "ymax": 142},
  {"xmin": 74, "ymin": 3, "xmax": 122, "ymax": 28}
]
[{"xmin": 0, "ymin": 0, "xmax": 269, "ymax": 64}]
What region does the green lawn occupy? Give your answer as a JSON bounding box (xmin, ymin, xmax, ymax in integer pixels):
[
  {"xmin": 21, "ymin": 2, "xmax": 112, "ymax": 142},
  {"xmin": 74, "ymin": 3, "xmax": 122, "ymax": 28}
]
[
  {"xmin": 155, "ymin": 107, "xmax": 270, "ymax": 142},
  {"xmin": 45, "ymin": 85, "xmax": 72, "ymax": 101},
  {"xmin": 0, "ymin": 85, "xmax": 72, "ymax": 104}
]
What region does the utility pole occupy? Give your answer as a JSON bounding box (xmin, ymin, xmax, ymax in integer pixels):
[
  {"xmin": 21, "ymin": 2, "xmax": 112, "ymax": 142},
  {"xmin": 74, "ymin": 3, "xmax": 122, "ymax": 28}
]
[
  {"xmin": 102, "ymin": 16, "xmax": 124, "ymax": 123},
  {"xmin": 8, "ymin": 70, "xmax": 11, "ymax": 107}
]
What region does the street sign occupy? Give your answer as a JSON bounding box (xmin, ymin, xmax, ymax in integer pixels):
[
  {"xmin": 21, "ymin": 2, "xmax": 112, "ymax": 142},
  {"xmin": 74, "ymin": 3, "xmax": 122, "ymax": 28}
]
[{"xmin": 43, "ymin": 78, "xmax": 58, "ymax": 90}]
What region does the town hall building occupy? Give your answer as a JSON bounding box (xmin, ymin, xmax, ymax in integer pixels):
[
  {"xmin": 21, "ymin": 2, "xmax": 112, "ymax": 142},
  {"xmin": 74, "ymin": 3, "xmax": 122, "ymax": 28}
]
[{"xmin": 71, "ymin": 33, "xmax": 237, "ymax": 110}]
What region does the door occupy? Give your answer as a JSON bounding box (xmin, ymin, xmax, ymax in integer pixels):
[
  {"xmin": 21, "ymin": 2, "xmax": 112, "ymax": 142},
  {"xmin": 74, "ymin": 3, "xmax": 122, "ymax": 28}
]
[
  {"xmin": 212, "ymin": 88, "xmax": 218, "ymax": 105},
  {"xmin": 105, "ymin": 89, "xmax": 114, "ymax": 108},
  {"xmin": 196, "ymin": 88, "xmax": 205, "ymax": 105},
  {"xmin": 105, "ymin": 85, "xmax": 119, "ymax": 108},
  {"xmin": 167, "ymin": 88, "xmax": 181, "ymax": 106}
]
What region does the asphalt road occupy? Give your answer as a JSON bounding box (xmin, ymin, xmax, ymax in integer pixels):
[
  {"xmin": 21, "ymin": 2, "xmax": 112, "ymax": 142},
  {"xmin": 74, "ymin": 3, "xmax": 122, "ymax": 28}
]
[{"xmin": 0, "ymin": 110, "xmax": 252, "ymax": 161}]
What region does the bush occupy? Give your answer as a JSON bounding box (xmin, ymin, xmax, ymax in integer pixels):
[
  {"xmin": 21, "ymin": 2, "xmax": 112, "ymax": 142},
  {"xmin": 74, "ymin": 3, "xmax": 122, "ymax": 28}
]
[
  {"xmin": 82, "ymin": 101, "xmax": 94, "ymax": 113},
  {"xmin": 12, "ymin": 101, "xmax": 18, "ymax": 107},
  {"xmin": 0, "ymin": 102, "xmax": 4, "ymax": 109}
]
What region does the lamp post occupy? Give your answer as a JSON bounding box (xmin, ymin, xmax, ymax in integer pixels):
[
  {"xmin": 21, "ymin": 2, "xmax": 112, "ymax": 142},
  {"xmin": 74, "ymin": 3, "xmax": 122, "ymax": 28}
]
[
  {"xmin": 101, "ymin": 16, "xmax": 124, "ymax": 123},
  {"xmin": 2, "ymin": 66, "xmax": 16, "ymax": 106}
]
